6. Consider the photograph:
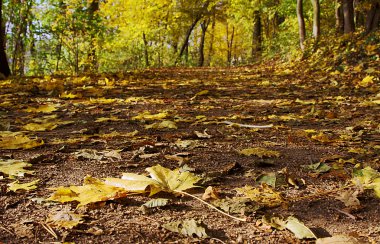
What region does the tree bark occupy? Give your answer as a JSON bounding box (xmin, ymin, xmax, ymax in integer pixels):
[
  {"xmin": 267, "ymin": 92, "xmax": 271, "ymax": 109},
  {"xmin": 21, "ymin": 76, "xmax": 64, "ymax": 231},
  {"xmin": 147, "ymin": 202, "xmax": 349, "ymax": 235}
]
[
  {"xmin": 297, "ymin": 0, "xmax": 306, "ymax": 51},
  {"xmin": 142, "ymin": 32, "xmax": 150, "ymax": 67},
  {"xmin": 206, "ymin": 12, "xmax": 216, "ymax": 66},
  {"xmin": 0, "ymin": 0, "xmax": 10, "ymax": 77},
  {"xmin": 87, "ymin": 0, "xmax": 99, "ymax": 72},
  {"xmin": 176, "ymin": 15, "xmax": 202, "ymax": 64},
  {"xmin": 226, "ymin": 24, "xmax": 234, "ymax": 66},
  {"xmin": 336, "ymin": 3, "xmax": 344, "ymax": 34},
  {"xmin": 311, "ymin": 0, "xmax": 320, "ymax": 39},
  {"xmin": 342, "ymin": 0, "xmax": 355, "ymax": 33},
  {"xmin": 251, "ymin": 10, "xmax": 262, "ymax": 62},
  {"xmin": 198, "ymin": 19, "xmax": 209, "ymax": 67},
  {"xmin": 365, "ymin": 3, "xmax": 380, "ymax": 33}
]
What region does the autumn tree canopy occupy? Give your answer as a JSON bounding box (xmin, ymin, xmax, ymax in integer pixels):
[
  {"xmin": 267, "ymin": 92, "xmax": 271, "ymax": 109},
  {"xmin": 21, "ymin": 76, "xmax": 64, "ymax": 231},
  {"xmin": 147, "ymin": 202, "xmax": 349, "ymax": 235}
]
[{"xmin": 0, "ymin": 0, "xmax": 379, "ymax": 76}]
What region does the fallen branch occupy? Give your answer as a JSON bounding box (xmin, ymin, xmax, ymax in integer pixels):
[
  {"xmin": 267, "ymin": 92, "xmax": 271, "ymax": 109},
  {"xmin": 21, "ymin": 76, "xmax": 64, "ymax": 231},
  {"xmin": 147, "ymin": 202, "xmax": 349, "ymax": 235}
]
[
  {"xmin": 222, "ymin": 121, "xmax": 273, "ymax": 129},
  {"xmin": 175, "ymin": 190, "xmax": 247, "ymax": 222}
]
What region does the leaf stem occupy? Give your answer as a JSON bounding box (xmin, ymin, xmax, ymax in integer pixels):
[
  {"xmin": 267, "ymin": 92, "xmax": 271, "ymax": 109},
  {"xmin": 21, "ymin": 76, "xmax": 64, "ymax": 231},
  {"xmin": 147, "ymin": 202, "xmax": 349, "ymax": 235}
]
[{"xmin": 174, "ymin": 190, "xmax": 247, "ymax": 222}]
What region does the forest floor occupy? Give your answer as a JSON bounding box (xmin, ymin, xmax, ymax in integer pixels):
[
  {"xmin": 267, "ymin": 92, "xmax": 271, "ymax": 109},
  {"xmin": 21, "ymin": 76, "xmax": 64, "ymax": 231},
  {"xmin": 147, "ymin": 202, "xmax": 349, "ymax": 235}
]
[{"xmin": 0, "ymin": 62, "xmax": 379, "ymax": 243}]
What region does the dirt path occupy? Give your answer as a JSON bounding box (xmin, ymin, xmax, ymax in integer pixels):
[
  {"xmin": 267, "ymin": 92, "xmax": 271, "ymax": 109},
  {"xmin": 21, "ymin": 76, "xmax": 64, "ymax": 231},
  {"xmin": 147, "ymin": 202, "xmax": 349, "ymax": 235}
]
[{"xmin": 1, "ymin": 66, "xmax": 379, "ymax": 243}]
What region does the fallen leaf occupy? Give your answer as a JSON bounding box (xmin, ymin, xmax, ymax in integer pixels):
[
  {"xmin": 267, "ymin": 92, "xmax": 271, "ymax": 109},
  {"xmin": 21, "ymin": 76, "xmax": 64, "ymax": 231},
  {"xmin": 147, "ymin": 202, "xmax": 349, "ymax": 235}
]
[
  {"xmin": 163, "ymin": 219, "xmax": 208, "ymax": 238},
  {"xmin": 48, "ymin": 176, "xmax": 129, "ymax": 207},
  {"xmin": 302, "ymin": 162, "xmax": 331, "ymax": 174},
  {"xmin": 335, "ymin": 190, "xmax": 361, "ymax": 207},
  {"xmin": 132, "ymin": 111, "xmax": 168, "ymax": 121},
  {"xmin": 46, "ymin": 209, "xmax": 85, "ymax": 229},
  {"xmin": 202, "ymin": 186, "xmax": 220, "ymax": 201},
  {"xmin": 105, "ymin": 164, "xmax": 201, "ymax": 196},
  {"xmin": 262, "ymin": 214, "xmax": 286, "ymax": 230},
  {"xmin": 95, "ymin": 116, "xmax": 122, "ymax": 123},
  {"xmin": 0, "ymin": 132, "xmax": 44, "ymax": 149},
  {"xmin": 194, "ymin": 129, "xmax": 212, "ymax": 139},
  {"xmin": 235, "ymin": 184, "xmax": 284, "ymax": 207},
  {"xmin": 145, "ymin": 120, "xmax": 177, "ymax": 129},
  {"xmin": 352, "ymin": 167, "xmax": 380, "ymax": 198},
  {"xmin": 239, "ymin": 147, "xmax": 280, "ymax": 158},
  {"xmin": 22, "ymin": 122, "xmax": 58, "ymax": 131},
  {"xmin": 23, "ymin": 104, "xmax": 58, "ymax": 113},
  {"xmin": 316, "ymin": 235, "xmax": 360, "ymax": 244},
  {"xmin": 285, "ymin": 216, "xmax": 316, "ymax": 239},
  {"xmin": 174, "ymin": 139, "xmax": 201, "ymax": 149},
  {"xmin": 212, "ymin": 197, "xmax": 260, "ymax": 214},
  {"xmin": 0, "ymin": 159, "xmax": 34, "ymax": 178},
  {"xmin": 146, "ymin": 164, "xmax": 201, "ymax": 193},
  {"xmin": 143, "ymin": 198, "xmax": 170, "ymax": 208},
  {"xmin": 356, "ymin": 75, "xmax": 374, "ymax": 88},
  {"xmin": 311, "ymin": 132, "xmax": 333, "ymax": 143},
  {"xmin": 8, "ymin": 180, "xmax": 40, "ymax": 192}
]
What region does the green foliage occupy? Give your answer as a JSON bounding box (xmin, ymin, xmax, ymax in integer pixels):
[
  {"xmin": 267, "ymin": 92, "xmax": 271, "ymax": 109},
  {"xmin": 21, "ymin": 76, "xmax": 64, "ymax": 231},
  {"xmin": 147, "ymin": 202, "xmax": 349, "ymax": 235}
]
[{"xmin": 2, "ymin": 0, "xmax": 379, "ymax": 74}]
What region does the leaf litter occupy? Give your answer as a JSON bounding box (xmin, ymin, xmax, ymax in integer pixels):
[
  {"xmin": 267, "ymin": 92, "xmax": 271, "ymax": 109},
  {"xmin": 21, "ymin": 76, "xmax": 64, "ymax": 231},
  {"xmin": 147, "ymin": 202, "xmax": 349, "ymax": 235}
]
[{"xmin": 1, "ymin": 65, "xmax": 380, "ymax": 242}]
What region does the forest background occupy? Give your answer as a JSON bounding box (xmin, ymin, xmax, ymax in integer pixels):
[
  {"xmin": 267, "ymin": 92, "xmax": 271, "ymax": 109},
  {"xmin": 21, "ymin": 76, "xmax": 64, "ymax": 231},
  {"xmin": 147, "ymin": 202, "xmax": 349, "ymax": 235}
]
[{"xmin": 0, "ymin": 0, "xmax": 379, "ymax": 77}]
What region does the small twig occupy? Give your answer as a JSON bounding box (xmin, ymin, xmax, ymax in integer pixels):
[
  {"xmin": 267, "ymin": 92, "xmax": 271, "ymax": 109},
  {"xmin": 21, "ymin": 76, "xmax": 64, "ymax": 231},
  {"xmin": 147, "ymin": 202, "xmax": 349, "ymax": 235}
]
[
  {"xmin": 175, "ymin": 190, "xmax": 246, "ymax": 222},
  {"xmin": 41, "ymin": 223, "xmax": 58, "ymax": 239},
  {"xmin": 221, "ymin": 121, "xmax": 273, "ymax": 129},
  {"xmin": 333, "ymin": 208, "xmax": 357, "ymax": 220},
  {"xmin": 210, "ymin": 237, "xmax": 228, "ymax": 244},
  {"xmin": 0, "ymin": 225, "xmax": 14, "ymax": 235}
]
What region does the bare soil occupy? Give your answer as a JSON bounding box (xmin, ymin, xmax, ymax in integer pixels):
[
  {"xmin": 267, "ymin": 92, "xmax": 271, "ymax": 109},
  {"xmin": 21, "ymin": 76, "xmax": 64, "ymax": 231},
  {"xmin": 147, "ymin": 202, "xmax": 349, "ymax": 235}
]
[{"xmin": 1, "ymin": 65, "xmax": 379, "ymax": 243}]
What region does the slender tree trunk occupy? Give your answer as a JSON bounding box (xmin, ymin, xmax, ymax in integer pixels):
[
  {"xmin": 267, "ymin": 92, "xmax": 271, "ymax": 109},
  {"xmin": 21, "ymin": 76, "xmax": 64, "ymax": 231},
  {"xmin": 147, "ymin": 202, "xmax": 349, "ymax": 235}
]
[
  {"xmin": 311, "ymin": 0, "xmax": 320, "ymax": 39},
  {"xmin": 198, "ymin": 19, "xmax": 209, "ymax": 67},
  {"xmin": 342, "ymin": 0, "xmax": 355, "ymax": 33},
  {"xmin": 176, "ymin": 16, "xmax": 202, "ymax": 64},
  {"xmin": 142, "ymin": 32, "xmax": 150, "ymax": 67},
  {"xmin": 365, "ymin": 3, "xmax": 380, "ymax": 33},
  {"xmin": 0, "ymin": 0, "xmax": 10, "ymax": 77},
  {"xmin": 336, "ymin": 3, "xmax": 344, "ymax": 34},
  {"xmin": 251, "ymin": 10, "xmax": 262, "ymax": 62},
  {"xmin": 87, "ymin": 0, "xmax": 99, "ymax": 72},
  {"xmin": 226, "ymin": 24, "xmax": 234, "ymax": 66},
  {"xmin": 297, "ymin": 0, "xmax": 306, "ymax": 51},
  {"xmin": 206, "ymin": 12, "xmax": 216, "ymax": 66},
  {"xmin": 12, "ymin": 0, "xmax": 30, "ymax": 76}
]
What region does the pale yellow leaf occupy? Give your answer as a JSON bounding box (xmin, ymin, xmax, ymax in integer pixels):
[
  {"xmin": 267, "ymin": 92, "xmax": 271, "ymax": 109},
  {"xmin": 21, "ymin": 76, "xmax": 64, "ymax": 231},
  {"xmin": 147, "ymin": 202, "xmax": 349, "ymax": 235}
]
[{"xmin": 8, "ymin": 179, "xmax": 40, "ymax": 192}]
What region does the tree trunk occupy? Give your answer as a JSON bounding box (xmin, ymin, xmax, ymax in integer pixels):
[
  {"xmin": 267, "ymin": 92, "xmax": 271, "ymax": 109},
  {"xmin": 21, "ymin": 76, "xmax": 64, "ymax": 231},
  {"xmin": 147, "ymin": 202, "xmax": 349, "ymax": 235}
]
[
  {"xmin": 226, "ymin": 24, "xmax": 234, "ymax": 66},
  {"xmin": 176, "ymin": 16, "xmax": 202, "ymax": 64},
  {"xmin": 365, "ymin": 3, "xmax": 380, "ymax": 33},
  {"xmin": 297, "ymin": 0, "xmax": 306, "ymax": 51},
  {"xmin": 251, "ymin": 10, "xmax": 262, "ymax": 62},
  {"xmin": 342, "ymin": 0, "xmax": 355, "ymax": 33},
  {"xmin": 142, "ymin": 32, "xmax": 150, "ymax": 67},
  {"xmin": 336, "ymin": 3, "xmax": 344, "ymax": 34},
  {"xmin": 311, "ymin": 0, "xmax": 320, "ymax": 39},
  {"xmin": 0, "ymin": 0, "xmax": 10, "ymax": 77},
  {"xmin": 198, "ymin": 19, "xmax": 209, "ymax": 67},
  {"xmin": 11, "ymin": 0, "xmax": 30, "ymax": 76},
  {"xmin": 87, "ymin": 0, "xmax": 99, "ymax": 72},
  {"xmin": 206, "ymin": 12, "xmax": 216, "ymax": 66}
]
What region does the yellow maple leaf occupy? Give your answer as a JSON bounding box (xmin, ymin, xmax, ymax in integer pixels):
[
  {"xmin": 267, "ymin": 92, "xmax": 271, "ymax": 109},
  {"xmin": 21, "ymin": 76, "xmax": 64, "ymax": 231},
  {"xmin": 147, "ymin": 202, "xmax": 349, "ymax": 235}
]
[
  {"xmin": 8, "ymin": 179, "xmax": 40, "ymax": 192},
  {"xmin": 0, "ymin": 159, "xmax": 34, "ymax": 178},
  {"xmin": 132, "ymin": 111, "xmax": 168, "ymax": 121},
  {"xmin": 235, "ymin": 185, "xmax": 284, "ymax": 207},
  {"xmin": 0, "ymin": 132, "xmax": 44, "ymax": 149},
  {"xmin": 22, "ymin": 122, "xmax": 58, "ymax": 131},
  {"xmin": 239, "ymin": 147, "xmax": 280, "ymax": 158},
  {"xmin": 356, "ymin": 75, "xmax": 374, "ymax": 88},
  {"xmin": 105, "ymin": 164, "xmax": 200, "ymax": 196},
  {"xmin": 48, "ymin": 176, "xmax": 129, "ymax": 207},
  {"xmin": 145, "ymin": 120, "xmax": 177, "ymax": 129},
  {"xmin": 23, "ymin": 104, "xmax": 58, "ymax": 113}
]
